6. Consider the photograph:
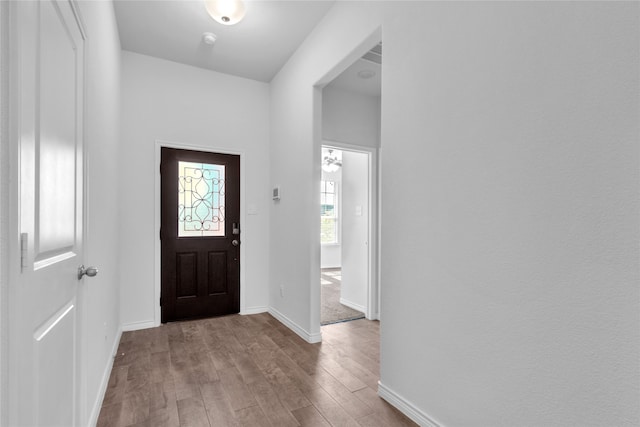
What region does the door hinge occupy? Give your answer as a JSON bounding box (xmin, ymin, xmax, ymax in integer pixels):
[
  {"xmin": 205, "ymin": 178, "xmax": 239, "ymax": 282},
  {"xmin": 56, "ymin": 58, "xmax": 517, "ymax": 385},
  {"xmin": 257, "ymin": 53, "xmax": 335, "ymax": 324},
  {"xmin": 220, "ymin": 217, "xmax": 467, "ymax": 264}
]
[
  {"xmin": 159, "ymin": 228, "xmax": 162, "ymax": 240},
  {"xmin": 20, "ymin": 232, "xmax": 28, "ymax": 271}
]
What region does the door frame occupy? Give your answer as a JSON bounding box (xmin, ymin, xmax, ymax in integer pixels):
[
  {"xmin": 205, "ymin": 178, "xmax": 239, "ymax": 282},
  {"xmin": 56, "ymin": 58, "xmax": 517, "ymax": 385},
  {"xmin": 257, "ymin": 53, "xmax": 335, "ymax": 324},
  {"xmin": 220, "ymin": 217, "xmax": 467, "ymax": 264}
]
[
  {"xmin": 154, "ymin": 140, "xmax": 246, "ymax": 326},
  {"xmin": 0, "ymin": 1, "xmax": 9, "ymax": 423},
  {"xmin": 321, "ymin": 140, "xmax": 380, "ymax": 320}
]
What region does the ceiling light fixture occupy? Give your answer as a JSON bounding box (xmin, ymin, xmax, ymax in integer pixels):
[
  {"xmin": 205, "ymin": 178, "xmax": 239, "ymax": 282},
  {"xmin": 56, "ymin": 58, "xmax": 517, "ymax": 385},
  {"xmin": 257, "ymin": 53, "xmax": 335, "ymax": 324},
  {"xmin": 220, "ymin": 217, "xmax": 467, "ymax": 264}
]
[
  {"xmin": 357, "ymin": 69, "xmax": 376, "ymax": 79},
  {"xmin": 322, "ymin": 149, "xmax": 342, "ymax": 173},
  {"xmin": 205, "ymin": 0, "xmax": 246, "ymax": 26}
]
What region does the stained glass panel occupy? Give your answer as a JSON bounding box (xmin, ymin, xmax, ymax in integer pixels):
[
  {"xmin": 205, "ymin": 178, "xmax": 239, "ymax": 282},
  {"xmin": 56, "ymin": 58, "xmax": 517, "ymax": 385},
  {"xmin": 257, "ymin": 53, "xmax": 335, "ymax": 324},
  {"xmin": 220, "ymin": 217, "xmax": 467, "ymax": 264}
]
[{"xmin": 178, "ymin": 161, "xmax": 225, "ymax": 237}]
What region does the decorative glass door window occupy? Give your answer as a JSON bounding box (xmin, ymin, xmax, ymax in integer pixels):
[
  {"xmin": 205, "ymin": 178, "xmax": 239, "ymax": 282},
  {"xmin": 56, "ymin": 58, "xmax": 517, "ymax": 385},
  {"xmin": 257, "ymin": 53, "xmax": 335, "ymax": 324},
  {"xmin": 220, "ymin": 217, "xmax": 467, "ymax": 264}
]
[
  {"xmin": 321, "ymin": 180, "xmax": 338, "ymax": 244},
  {"xmin": 178, "ymin": 161, "xmax": 225, "ymax": 237}
]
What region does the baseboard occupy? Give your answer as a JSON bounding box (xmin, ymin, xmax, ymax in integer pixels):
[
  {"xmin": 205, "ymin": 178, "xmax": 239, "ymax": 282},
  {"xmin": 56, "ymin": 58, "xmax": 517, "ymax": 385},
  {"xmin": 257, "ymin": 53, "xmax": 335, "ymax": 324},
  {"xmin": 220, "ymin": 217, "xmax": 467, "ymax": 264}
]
[
  {"xmin": 121, "ymin": 320, "xmax": 157, "ymax": 332},
  {"xmin": 268, "ymin": 307, "xmax": 322, "ymax": 344},
  {"xmin": 240, "ymin": 306, "xmax": 269, "ymax": 315},
  {"xmin": 378, "ymin": 381, "xmax": 442, "ymax": 427},
  {"xmin": 339, "ymin": 297, "xmax": 366, "ymax": 313},
  {"xmin": 88, "ymin": 326, "xmax": 122, "ymax": 427}
]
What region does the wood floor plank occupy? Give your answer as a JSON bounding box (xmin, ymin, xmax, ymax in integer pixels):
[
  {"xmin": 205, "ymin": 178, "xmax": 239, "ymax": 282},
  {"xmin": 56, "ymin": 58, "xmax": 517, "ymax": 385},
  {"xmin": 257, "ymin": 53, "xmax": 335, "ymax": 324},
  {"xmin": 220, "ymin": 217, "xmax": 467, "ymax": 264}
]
[
  {"xmin": 260, "ymin": 361, "xmax": 312, "ymax": 411},
  {"xmin": 235, "ymin": 405, "xmax": 273, "ymax": 427},
  {"xmin": 302, "ymin": 385, "xmax": 356, "ymax": 427},
  {"xmin": 97, "ymin": 402, "xmax": 127, "ymax": 427},
  {"xmin": 312, "ymin": 367, "xmax": 373, "ymax": 419},
  {"xmin": 98, "ymin": 315, "xmax": 417, "ymax": 427},
  {"xmin": 291, "ymin": 405, "xmax": 332, "ymax": 427},
  {"xmin": 246, "ymin": 379, "xmax": 300, "ymax": 427},
  {"xmin": 317, "ymin": 356, "xmax": 367, "ymax": 392},
  {"xmin": 200, "ymin": 381, "xmax": 240, "ymax": 427},
  {"xmin": 177, "ymin": 397, "xmax": 211, "ymax": 427},
  {"xmin": 353, "ymin": 387, "xmax": 417, "ymax": 427},
  {"xmin": 230, "ymin": 350, "xmax": 265, "ymax": 385},
  {"xmin": 150, "ymin": 351, "xmax": 171, "ymax": 384},
  {"xmin": 102, "ymin": 365, "xmax": 129, "ymax": 406},
  {"xmin": 218, "ymin": 366, "xmax": 259, "ymax": 411}
]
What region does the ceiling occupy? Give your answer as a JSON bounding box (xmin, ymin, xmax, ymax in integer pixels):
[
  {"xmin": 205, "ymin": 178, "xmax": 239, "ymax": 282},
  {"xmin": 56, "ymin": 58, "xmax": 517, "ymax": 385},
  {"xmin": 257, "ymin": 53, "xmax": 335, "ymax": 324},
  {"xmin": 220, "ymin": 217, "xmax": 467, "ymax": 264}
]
[
  {"xmin": 113, "ymin": 0, "xmax": 335, "ymax": 82},
  {"xmin": 326, "ymin": 58, "xmax": 381, "ymax": 98},
  {"xmin": 113, "ymin": 0, "xmax": 380, "ymax": 96}
]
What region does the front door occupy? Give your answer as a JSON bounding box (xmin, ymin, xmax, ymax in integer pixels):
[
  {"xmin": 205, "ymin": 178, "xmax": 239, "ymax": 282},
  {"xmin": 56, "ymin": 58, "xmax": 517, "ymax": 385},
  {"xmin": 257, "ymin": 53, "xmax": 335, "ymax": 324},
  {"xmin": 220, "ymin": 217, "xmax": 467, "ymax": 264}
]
[
  {"xmin": 9, "ymin": 1, "xmax": 86, "ymax": 425},
  {"xmin": 160, "ymin": 148, "xmax": 240, "ymax": 322}
]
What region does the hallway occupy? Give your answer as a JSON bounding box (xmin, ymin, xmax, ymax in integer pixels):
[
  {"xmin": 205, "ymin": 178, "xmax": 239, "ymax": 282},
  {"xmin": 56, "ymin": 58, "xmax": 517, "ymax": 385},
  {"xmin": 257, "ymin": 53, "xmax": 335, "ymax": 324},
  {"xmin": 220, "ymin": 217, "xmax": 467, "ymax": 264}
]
[{"xmin": 97, "ymin": 314, "xmax": 416, "ymax": 427}]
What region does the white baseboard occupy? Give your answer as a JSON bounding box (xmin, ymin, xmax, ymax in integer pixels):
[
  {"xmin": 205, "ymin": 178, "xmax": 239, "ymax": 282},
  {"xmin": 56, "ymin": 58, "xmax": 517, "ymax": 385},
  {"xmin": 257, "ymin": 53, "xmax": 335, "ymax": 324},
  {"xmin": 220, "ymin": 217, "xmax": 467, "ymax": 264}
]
[
  {"xmin": 378, "ymin": 381, "xmax": 442, "ymax": 427},
  {"xmin": 339, "ymin": 297, "xmax": 366, "ymax": 314},
  {"xmin": 240, "ymin": 306, "xmax": 269, "ymax": 315},
  {"xmin": 88, "ymin": 327, "xmax": 122, "ymax": 427},
  {"xmin": 121, "ymin": 320, "xmax": 157, "ymax": 332},
  {"xmin": 268, "ymin": 307, "xmax": 322, "ymax": 343}
]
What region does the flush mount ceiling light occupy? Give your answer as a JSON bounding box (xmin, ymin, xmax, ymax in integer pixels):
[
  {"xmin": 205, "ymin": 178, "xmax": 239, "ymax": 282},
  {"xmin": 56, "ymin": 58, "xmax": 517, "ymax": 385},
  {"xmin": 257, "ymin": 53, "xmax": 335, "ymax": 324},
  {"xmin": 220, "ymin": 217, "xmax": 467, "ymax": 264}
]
[
  {"xmin": 357, "ymin": 69, "xmax": 376, "ymax": 79},
  {"xmin": 205, "ymin": 0, "xmax": 246, "ymax": 25},
  {"xmin": 322, "ymin": 149, "xmax": 342, "ymax": 173}
]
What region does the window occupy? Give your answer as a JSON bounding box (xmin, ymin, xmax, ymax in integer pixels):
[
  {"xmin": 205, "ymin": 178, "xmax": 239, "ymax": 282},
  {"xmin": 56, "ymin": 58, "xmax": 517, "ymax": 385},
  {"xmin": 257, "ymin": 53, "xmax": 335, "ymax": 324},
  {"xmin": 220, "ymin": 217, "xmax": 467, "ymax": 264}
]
[
  {"xmin": 178, "ymin": 161, "xmax": 225, "ymax": 237},
  {"xmin": 321, "ymin": 180, "xmax": 338, "ymax": 244}
]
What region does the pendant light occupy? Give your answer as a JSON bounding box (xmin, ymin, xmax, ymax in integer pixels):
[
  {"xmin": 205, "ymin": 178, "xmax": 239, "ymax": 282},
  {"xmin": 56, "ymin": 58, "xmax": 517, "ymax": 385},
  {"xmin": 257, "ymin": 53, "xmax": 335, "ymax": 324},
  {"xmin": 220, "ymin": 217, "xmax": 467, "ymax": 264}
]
[{"xmin": 205, "ymin": 0, "xmax": 246, "ymax": 26}]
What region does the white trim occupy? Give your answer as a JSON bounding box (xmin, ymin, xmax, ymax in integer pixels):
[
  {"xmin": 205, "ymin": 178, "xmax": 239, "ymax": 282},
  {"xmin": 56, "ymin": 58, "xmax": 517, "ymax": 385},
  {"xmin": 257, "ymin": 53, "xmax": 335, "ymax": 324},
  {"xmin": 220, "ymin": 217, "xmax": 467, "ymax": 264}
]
[
  {"xmin": 240, "ymin": 306, "xmax": 268, "ymax": 315},
  {"xmin": 323, "ymin": 140, "xmax": 379, "ymax": 321},
  {"xmin": 87, "ymin": 327, "xmax": 122, "ymax": 427},
  {"xmin": 268, "ymin": 307, "xmax": 322, "ymax": 344},
  {"xmin": 0, "ymin": 2, "xmax": 9, "ymax": 424},
  {"xmin": 154, "ymin": 139, "xmax": 247, "ymax": 326},
  {"xmin": 339, "ymin": 297, "xmax": 366, "ymax": 314},
  {"xmin": 121, "ymin": 320, "xmax": 156, "ymax": 332},
  {"xmin": 378, "ymin": 382, "xmax": 443, "ymax": 427}
]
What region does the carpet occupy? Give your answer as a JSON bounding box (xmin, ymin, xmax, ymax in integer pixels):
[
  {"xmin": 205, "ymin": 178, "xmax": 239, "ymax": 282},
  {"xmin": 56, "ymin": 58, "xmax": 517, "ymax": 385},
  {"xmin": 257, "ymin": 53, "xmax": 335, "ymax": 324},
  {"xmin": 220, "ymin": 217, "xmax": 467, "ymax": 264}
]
[{"xmin": 321, "ymin": 268, "xmax": 365, "ymax": 325}]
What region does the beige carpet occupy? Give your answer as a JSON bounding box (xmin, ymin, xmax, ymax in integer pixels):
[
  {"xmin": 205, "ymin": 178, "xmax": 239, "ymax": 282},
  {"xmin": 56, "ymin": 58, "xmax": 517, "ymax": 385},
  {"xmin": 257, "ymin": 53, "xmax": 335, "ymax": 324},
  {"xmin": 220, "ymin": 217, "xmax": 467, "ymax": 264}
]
[{"xmin": 321, "ymin": 268, "xmax": 365, "ymax": 325}]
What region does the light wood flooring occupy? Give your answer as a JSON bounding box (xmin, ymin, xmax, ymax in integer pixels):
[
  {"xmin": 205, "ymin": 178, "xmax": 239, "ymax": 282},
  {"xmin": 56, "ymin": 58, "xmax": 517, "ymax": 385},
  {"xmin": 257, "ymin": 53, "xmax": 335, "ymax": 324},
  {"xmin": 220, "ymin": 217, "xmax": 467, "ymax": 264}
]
[{"xmin": 97, "ymin": 313, "xmax": 417, "ymax": 427}]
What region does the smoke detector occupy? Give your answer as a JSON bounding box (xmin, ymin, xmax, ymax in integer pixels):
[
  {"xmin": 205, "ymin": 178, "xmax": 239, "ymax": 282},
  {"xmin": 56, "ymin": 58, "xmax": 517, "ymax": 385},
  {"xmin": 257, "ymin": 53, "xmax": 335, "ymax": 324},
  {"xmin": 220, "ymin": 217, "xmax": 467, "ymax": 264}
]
[{"xmin": 202, "ymin": 32, "xmax": 217, "ymax": 46}]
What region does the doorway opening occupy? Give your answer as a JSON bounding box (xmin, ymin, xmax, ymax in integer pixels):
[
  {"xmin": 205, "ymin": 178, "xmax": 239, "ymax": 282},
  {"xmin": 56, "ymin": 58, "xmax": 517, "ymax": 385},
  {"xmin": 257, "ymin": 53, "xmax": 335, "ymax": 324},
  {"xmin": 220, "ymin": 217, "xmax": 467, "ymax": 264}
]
[
  {"xmin": 317, "ymin": 36, "xmax": 381, "ymax": 327},
  {"xmin": 320, "ymin": 145, "xmax": 374, "ymax": 325}
]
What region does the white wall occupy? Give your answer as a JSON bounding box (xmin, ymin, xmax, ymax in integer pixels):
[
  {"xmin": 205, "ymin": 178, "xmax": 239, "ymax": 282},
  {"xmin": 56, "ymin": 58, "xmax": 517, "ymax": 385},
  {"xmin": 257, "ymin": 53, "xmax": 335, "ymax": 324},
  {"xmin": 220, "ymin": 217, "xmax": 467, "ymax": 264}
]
[
  {"xmin": 380, "ymin": 3, "xmax": 639, "ymax": 425},
  {"xmin": 340, "ymin": 150, "xmax": 368, "ymax": 312},
  {"xmin": 120, "ymin": 51, "xmax": 270, "ymax": 328},
  {"xmin": 320, "ymin": 166, "xmax": 341, "ymax": 269},
  {"xmin": 269, "ymin": 2, "xmax": 383, "ymax": 342},
  {"xmin": 271, "ymin": 1, "xmax": 639, "ymax": 426},
  {"xmin": 322, "ymin": 86, "xmax": 380, "ymax": 148}
]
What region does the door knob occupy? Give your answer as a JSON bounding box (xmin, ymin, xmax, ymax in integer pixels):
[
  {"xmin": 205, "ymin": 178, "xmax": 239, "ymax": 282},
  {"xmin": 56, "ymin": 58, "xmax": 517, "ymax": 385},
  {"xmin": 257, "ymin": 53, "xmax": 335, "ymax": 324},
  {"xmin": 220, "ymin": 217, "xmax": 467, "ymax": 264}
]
[
  {"xmin": 78, "ymin": 265, "xmax": 99, "ymax": 280},
  {"xmin": 232, "ymin": 239, "xmax": 239, "ymax": 246}
]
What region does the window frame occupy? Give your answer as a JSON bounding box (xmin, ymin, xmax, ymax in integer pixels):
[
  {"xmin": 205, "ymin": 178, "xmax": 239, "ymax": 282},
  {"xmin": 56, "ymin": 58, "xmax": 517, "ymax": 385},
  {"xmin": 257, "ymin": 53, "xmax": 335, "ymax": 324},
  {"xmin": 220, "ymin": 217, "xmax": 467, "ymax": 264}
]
[{"xmin": 320, "ymin": 180, "xmax": 340, "ymax": 245}]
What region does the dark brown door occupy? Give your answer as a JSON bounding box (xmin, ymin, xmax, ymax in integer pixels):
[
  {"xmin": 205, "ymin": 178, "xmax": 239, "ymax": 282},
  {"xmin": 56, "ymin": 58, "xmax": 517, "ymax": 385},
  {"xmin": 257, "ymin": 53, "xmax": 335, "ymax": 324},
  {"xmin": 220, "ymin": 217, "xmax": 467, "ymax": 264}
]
[{"xmin": 161, "ymin": 147, "xmax": 240, "ymax": 322}]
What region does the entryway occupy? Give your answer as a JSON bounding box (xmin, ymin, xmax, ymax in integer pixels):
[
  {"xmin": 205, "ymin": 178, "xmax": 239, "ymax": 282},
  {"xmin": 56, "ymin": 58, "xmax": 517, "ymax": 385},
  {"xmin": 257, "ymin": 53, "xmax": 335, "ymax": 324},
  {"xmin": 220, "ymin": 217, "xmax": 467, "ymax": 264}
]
[{"xmin": 160, "ymin": 147, "xmax": 241, "ymax": 322}]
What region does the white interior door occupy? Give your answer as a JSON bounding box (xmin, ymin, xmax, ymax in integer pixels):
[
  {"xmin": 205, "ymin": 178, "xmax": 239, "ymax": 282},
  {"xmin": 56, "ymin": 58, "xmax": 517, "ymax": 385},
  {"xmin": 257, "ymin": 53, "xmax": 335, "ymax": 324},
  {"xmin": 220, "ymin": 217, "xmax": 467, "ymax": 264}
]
[{"xmin": 9, "ymin": 1, "xmax": 86, "ymax": 425}]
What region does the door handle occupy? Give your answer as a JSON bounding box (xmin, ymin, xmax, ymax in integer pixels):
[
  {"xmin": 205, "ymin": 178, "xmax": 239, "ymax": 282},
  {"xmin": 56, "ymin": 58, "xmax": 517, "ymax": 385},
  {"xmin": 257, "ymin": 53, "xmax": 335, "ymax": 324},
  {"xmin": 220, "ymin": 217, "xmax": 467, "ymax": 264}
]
[
  {"xmin": 232, "ymin": 239, "xmax": 239, "ymax": 247},
  {"xmin": 78, "ymin": 265, "xmax": 99, "ymax": 280}
]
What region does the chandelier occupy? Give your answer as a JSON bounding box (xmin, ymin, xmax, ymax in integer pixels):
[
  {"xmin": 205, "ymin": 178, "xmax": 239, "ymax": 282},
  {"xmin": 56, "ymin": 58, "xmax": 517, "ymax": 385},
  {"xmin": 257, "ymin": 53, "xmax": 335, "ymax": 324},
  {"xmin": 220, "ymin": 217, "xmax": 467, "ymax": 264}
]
[{"xmin": 322, "ymin": 149, "xmax": 342, "ymax": 173}]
